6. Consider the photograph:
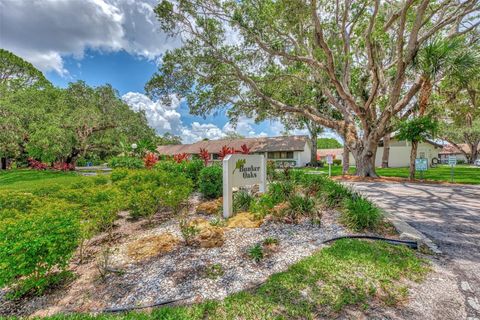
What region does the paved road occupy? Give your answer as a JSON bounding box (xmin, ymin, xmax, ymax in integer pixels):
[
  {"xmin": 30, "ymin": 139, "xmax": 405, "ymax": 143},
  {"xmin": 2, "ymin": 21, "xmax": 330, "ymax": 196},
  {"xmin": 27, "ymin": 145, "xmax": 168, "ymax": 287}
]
[{"xmin": 350, "ymin": 182, "xmax": 480, "ymax": 318}]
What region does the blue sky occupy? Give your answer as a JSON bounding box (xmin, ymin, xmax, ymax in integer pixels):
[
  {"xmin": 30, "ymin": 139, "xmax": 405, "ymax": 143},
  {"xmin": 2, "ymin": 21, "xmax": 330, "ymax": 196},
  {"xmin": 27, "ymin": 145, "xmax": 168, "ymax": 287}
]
[{"xmin": 0, "ymin": 0, "xmax": 338, "ymax": 144}]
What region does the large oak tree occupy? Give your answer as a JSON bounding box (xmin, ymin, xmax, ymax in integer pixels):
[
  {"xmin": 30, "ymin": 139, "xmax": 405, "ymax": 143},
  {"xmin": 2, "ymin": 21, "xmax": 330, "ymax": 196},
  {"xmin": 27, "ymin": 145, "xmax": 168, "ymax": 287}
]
[{"xmin": 147, "ymin": 0, "xmax": 479, "ymax": 176}]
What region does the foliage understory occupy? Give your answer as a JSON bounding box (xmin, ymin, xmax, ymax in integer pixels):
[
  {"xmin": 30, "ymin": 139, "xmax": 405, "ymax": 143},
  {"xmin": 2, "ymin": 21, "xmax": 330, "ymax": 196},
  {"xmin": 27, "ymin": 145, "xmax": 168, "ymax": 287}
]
[
  {"xmin": 39, "ymin": 239, "xmax": 429, "ymax": 320},
  {"xmin": 302, "ymin": 165, "xmax": 480, "ymax": 185},
  {"xmin": 1, "ymin": 164, "xmax": 386, "ymax": 308}
]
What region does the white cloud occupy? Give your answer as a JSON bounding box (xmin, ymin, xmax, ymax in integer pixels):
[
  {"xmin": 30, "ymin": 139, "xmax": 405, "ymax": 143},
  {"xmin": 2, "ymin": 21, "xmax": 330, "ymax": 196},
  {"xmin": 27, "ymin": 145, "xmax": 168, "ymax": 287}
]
[
  {"xmin": 0, "ymin": 0, "xmax": 178, "ymax": 75},
  {"xmin": 223, "ymin": 116, "xmax": 258, "ymax": 137},
  {"xmin": 122, "ymin": 92, "xmax": 227, "ymax": 144},
  {"xmin": 181, "ymin": 122, "xmax": 226, "ymax": 144},
  {"xmin": 122, "ymin": 92, "xmax": 182, "ymax": 134}
]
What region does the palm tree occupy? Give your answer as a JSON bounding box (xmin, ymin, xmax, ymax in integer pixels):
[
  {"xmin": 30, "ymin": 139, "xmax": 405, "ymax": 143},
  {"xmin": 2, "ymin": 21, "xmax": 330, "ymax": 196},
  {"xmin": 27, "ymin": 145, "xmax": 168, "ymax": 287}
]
[{"xmin": 406, "ymin": 38, "xmax": 475, "ymax": 180}]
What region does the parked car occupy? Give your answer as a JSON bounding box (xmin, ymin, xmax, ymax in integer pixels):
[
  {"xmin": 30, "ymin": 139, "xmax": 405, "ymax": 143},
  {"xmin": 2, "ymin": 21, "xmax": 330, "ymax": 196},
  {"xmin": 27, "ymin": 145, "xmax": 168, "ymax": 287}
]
[{"xmin": 474, "ymin": 159, "xmax": 480, "ymax": 167}]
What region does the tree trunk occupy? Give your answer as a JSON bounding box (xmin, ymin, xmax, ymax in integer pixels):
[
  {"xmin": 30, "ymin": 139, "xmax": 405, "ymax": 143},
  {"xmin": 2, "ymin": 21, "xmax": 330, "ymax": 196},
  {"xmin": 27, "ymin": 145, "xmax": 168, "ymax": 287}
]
[
  {"xmin": 409, "ymin": 141, "xmax": 418, "ymax": 180},
  {"xmin": 310, "ymin": 132, "xmax": 318, "ymax": 165},
  {"xmin": 350, "ymin": 139, "xmax": 379, "ymax": 177},
  {"xmin": 342, "ymin": 144, "xmax": 349, "ymax": 175},
  {"xmin": 468, "ymin": 142, "xmax": 479, "ymax": 164},
  {"xmin": 1, "ymin": 157, "xmax": 7, "ymax": 170},
  {"xmin": 381, "ymin": 134, "xmax": 391, "ymax": 168}
]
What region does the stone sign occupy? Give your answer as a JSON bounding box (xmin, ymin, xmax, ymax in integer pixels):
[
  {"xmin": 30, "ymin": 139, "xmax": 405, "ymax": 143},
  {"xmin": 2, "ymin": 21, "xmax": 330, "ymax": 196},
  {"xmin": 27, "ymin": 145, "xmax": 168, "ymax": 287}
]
[{"xmin": 223, "ymin": 154, "xmax": 266, "ymax": 218}]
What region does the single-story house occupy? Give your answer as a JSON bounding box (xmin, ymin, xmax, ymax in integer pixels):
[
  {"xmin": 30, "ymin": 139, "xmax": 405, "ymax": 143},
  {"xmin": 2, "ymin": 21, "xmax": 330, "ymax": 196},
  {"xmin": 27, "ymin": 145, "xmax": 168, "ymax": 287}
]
[
  {"xmin": 157, "ymin": 135, "xmax": 312, "ymax": 167},
  {"xmin": 317, "ymin": 148, "xmax": 344, "ymax": 163},
  {"xmin": 348, "ymin": 138, "xmax": 443, "ymax": 168},
  {"xmin": 439, "ymin": 143, "xmax": 479, "ymax": 163}
]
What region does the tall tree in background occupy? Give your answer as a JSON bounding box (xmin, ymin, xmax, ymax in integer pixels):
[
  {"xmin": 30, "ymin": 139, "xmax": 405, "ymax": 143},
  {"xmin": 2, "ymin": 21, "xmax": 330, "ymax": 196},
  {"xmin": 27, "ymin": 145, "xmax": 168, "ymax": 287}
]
[
  {"xmin": 439, "ymin": 51, "xmax": 480, "ymax": 163},
  {"xmin": 397, "ymin": 116, "xmax": 438, "ymax": 180},
  {"xmin": 0, "ymin": 51, "xmax": 157, "ymax": 166},
  {"xmin": 147, "ymin": 0, "xmax": 478, "ymax": 177}
]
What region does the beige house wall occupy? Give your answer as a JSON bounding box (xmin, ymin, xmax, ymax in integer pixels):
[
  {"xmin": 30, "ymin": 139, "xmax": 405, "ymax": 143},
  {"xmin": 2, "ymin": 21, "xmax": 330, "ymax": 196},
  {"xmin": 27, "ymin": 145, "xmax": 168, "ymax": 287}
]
[{"xmin": 349, "ymin": 140, "xmax": 441, "ymax": 168}]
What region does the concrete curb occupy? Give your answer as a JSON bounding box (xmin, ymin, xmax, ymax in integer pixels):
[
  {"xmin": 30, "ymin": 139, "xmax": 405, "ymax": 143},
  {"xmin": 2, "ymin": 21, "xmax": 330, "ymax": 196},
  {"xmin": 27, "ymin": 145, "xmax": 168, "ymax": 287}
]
[{"xmin": 383, "ymin": 210, "xmax": 442, "ymax": 254}]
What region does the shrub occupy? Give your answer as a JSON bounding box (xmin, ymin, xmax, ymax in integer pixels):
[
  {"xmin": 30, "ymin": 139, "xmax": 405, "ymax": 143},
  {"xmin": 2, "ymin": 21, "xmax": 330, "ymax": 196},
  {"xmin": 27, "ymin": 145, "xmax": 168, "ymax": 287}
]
[
  {"xmin": 204, "ymin": 263, "xmax": 224, "ymax": 279},
  {"xmin": 110, "ymin": 168, "xmax": 130, "ymax": 182},
  {"xmin": 318, "ymin": 180, "xmax": 353, "ymax": 208},
  {"xmin": 233, "ymin": 190, "xmax": 254, "ymax": 213},
  {"xmin": 0, "ymin": 191, "xmax": 38, "ymax": 212},
  {"xmin": 266, "ymin": 160, "xmax": 278, "ymax": 182},
  {"xmin": 158, "ymin": 182, "xmax": 193, "ymax": 214},
  {"xmin": 263, "ymin": 237, "xmax": 279, "ymax": 246},
  {"xmin": 129, "ymin": 188, "xmax": 160, "ymax": 220},
  {"xmin": 247, "ymin": 243, "xmax": 264, "ymax": 262},
  {"xmin": 108, "ymin": 156, "xmax": 144, "ymax": 169},
  {"xmin": 333, "ymin": 159, "xmax": 342, "ymax": 166},
  {"xmin": 27, "ymin": 158, "xmax": 48, "ymax": 170},
  {"xmin": 185, "ymin": 159, "xmax": 205, "ymax": 188},
  {"xmin": 0, "ymin": 205, "xmax": 80, "ymax": 298},
  {"xmin": 342, "ymin": 195, "xmax": 382, "ymax": 231},
  {"xmin": 268, "ymin": 181, "xmax": 294, "ymax": 204},
  {"xmin": 93, "ymin": 175, "xmax": 109, "ymax": 185},
  {"xmin": 249, "ymin": 194, "xmax": 276, "ymax": 218},
  {"xmin": 179, "ymin": 219, "xmax": 200, "ymax": 246},
  {"xmin": 199, "ymin": 165, "xmax": 223, "ymax": 199},
  {"xmin": 284, "ymin": 194, "xmax": 316, "ymax": 222},
  {"xmin": 52, "ymin": 162, "xmax": 75, "ymax": 171}
]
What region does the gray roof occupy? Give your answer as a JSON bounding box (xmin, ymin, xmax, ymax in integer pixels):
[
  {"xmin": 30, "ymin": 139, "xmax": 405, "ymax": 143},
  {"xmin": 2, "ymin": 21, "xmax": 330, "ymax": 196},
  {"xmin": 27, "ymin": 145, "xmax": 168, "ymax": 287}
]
[{"xmin": 157, "ymin": 135, "xmax": 309, "ymax": 155}]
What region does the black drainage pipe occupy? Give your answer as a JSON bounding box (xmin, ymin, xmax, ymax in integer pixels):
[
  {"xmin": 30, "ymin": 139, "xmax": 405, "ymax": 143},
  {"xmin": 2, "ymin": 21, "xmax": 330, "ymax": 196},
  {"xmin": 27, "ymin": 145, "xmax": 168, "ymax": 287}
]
[{"xmin": 322, "ymin": 235, "xmax": 418, "ymax": 250}]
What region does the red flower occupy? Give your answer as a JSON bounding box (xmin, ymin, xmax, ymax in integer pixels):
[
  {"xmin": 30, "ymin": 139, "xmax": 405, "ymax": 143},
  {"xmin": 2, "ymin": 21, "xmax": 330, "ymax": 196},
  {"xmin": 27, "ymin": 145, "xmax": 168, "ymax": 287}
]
[
  {"xmin": 173, "ymin": 153, "xmax": 189, "ymax": 163},
  {"xmin": 236, "ymin": 144, "xmax": 251, "ymax": 154},
  {"xmin": 218, "ymin": 145, "xmax": 234, "ymax": 160},
  {"xmin": 144, "ymin": 152, "xmax": 159, "ymax": 169},
  {"xmin": 199, "ymin": 148, "xmax": 210, "ymax": 166}
]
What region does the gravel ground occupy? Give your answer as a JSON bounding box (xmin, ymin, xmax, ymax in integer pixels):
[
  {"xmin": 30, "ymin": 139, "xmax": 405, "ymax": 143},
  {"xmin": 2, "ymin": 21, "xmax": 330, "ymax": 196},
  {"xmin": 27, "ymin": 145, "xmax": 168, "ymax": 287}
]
[
  {"xmin": 99, "ymin": 210, "xmax": 346, "ymax": 310},
  {"xmin": 1, "ymin": 202, "xmax": 345, "ymax": 317}
]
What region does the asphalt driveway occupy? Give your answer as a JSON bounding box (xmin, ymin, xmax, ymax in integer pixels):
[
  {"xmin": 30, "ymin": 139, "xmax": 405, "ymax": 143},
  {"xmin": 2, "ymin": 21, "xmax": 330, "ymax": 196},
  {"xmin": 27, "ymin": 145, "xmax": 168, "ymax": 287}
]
[{"xmin": 350, "ymin": 182, "xmax": 480, "ymax": 319}]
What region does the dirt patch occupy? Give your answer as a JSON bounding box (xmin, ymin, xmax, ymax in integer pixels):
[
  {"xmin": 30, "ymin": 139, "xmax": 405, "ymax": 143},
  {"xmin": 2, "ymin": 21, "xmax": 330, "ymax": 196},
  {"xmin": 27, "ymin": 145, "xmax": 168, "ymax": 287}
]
[
  {"xmin": 196, "ymin": 198, "xmax": 222, "ymax": 215},
  {"xmin": 127, "ymin": 233, "xmax": 180, "ymax": 261},
  {"xmin": 226, "ymin": 212, "xmax": 263, "ymax": 228}
]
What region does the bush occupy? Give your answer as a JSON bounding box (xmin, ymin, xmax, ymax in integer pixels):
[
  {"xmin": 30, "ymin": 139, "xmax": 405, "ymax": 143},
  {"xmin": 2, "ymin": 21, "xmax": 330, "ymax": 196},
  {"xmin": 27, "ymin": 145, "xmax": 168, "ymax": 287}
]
[
  {"xmin": 284, "ymin": 194, "xmax": 317, "ymax": 222},
  {"xmin": 199, "ymin": 166, "xmax": 222, "ymax": 199},
  {"xmin": 155, "ymin": 159, "xmax": 204, "ymax": 188},
  {"xmin": 110, "ymin": 168, "xmax": 130, "ymax": 182},
  {"xmin": 184, "ymin": 159, "xmax": 205, "ymax": 188},
  {"xmin": 233, "ymin": 190, "xmax": 254, "ymax": 213},
  {"xmin": 0, "ymin": 191, "xmax": 38, "ymax": 212},
  {"xmin": 93, "ymin": 175, "xmax": 109, "ymax": 185},
  {"xmin": 108, "ymin": 156, "xmax": 144, "ymax": 169},
  {"xmin": 250, "ymin": 194, "xmax": 276, "ymax": 218},
  {"xmin": 268, "ymin": 181, "xmax": 294, "ymax": 204},
  {"xmin": 341, "ymin": 194, "xmax": 382, "ymax": 231},
  {"xmin": 0, "ymin": 205, "xmax": 80, "ymax": 298},
  {"xmin": 333, "ymin": 159, "xmax": 342, "ymax": 166},
  {"xmin": 318, "ymin": 180, "xmax": 353, "ymax": 208},
  {"xmin": 129, "ymin": 188, "xmax": 160, "ymax": 220},
  {"xmin": 247, "ymin": 243, "xmax": 264, "ymax": 262}
]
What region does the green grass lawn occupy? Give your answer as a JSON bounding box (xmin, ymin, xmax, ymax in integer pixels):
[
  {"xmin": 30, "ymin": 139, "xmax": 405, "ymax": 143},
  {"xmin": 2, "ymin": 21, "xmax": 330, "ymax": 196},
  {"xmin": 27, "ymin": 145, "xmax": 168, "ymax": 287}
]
[
  {"xmin": 43, "ymin": 239, "xmax": 428, "ymax": 320},
  {"xmin": 0, "ymin": 169, "xmax": 85, "ymax": 192},
  {"xmin": 303, "ymin": 165, "xmax": 480, "ymax": 184}
]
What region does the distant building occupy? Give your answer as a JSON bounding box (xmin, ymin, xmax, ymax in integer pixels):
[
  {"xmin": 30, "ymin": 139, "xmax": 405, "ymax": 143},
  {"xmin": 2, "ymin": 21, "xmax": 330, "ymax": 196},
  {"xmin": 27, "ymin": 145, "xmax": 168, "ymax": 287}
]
[
  {"xmin": 157, "ymin": 135, "xmax": 312, "ymax": 167},
  {"xmin": 348, "ymin": 138, "xmax": 443, "ymax": 168},
  {"xmin": 439, "ymin": 143, "xmax": 480, "ymax": 163},
  {"xmin": 317, "ymin": 148, "xmax": 344, "ymax": 163}
]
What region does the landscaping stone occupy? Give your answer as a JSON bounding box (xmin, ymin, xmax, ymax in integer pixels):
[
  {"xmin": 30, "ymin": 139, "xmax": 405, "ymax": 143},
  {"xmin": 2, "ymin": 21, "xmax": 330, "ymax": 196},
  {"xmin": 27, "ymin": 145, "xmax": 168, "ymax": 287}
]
[{"xmin": 226, "ymin": 211, "xmax": 263, "ymax": 228}]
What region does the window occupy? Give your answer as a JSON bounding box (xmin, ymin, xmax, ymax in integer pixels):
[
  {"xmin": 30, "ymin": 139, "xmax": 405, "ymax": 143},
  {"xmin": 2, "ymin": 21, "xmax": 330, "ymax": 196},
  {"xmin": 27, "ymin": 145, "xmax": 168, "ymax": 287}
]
[
  {"xmin": 267, "ymin": 151, "xmax": 294, "ymax": 159},
  {"xmin": 212, "ymin": 153, "xmax": 219, "ymax": 160}
]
